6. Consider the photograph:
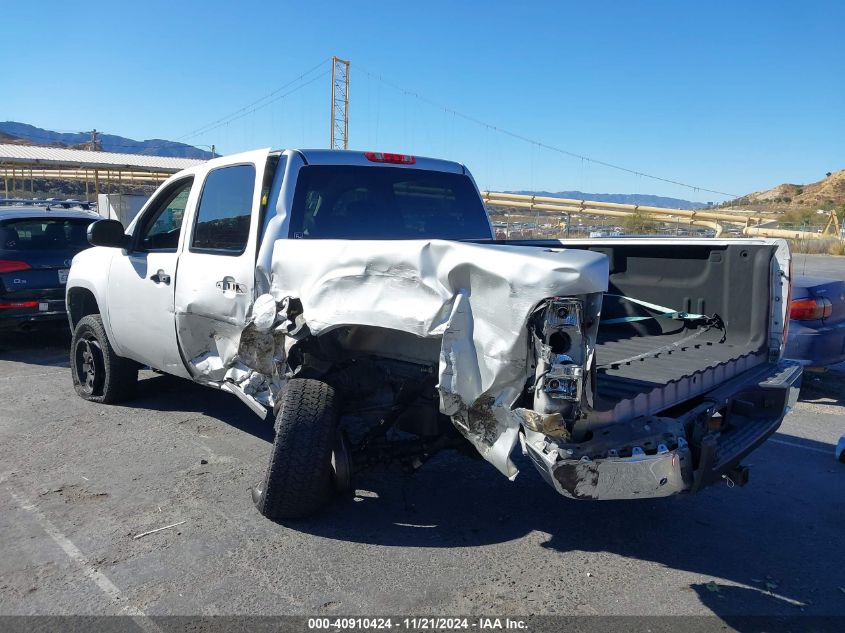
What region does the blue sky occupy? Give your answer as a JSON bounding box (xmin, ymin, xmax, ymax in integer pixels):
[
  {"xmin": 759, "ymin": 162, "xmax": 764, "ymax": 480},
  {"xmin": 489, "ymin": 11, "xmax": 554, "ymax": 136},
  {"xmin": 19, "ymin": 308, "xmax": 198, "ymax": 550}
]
[{"xmin": 3, "ymin": 0, "xmax": 843, "ymax": 202}]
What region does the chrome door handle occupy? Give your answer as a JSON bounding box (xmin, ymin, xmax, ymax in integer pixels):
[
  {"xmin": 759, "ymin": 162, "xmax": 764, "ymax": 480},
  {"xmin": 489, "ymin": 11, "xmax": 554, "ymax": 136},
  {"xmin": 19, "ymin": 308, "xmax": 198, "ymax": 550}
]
[
  {"xmin": 150, "ymin": 270, "xmax": 171, "ymax": 285},
  {"xmin": 216, "ymin": 278, "xmax": 246, "ymax": 294}
]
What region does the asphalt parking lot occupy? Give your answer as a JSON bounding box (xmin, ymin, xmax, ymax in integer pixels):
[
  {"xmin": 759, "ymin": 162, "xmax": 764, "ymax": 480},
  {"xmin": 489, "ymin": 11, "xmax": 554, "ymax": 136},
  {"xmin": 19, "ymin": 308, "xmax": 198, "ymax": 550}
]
[
  {"xmin": 793, "ymin": 253, "xmax": 845, "ymax": 278},
  {"xmin": 0, "ymin": 257, "xmax": 843, "ymax": 622}
]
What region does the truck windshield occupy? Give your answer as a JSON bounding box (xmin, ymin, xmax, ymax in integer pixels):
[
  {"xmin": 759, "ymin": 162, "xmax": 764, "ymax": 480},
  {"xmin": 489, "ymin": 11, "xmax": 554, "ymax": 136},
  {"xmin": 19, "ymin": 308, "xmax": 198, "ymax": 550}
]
[{"xmin": 289, "ymin": 165, "xmax": 491, "ymax": 240}]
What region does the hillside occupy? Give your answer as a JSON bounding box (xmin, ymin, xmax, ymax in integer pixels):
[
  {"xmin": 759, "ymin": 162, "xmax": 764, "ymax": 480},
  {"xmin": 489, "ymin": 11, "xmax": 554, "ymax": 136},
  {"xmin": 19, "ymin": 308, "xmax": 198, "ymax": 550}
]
[
  {"xmin": 510, "ymin": 190, "xmax": 708, "ymax": 210},
  {"xmin": 727, "ymin": 170, "xmax": 845, "ymax": 212},
  {"xmin": 0, "ymin": 121, "xmax": 213, "ymax": 159}
]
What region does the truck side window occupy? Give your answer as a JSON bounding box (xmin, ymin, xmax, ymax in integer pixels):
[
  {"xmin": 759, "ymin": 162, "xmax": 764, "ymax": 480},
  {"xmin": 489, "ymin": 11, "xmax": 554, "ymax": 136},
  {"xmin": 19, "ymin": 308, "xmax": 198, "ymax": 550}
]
[
  {"xmin": 136, "ymin": 178, "xmax": 193, "ymax": 252},
  {"xmin": 191, "ymin": 164, "xmax": 256, "ymax": 254}
]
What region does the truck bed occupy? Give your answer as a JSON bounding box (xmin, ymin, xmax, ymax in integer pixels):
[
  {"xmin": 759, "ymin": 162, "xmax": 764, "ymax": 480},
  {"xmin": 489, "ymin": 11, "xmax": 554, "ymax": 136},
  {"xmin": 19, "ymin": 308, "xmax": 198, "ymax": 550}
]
[
  {"xmin": 504, "ymin": 238, "xmax": 783, "ymax": 430},
  {"xmin": 590, "ymin": 322, "xmax": 766, "ymax": 424}
]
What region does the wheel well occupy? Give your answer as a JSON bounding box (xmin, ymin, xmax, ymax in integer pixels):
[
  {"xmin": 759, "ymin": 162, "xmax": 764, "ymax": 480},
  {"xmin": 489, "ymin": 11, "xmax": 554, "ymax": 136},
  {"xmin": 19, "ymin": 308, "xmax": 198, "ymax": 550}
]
[{"xmin": 67, "ymin": 288, "xmax": 100, "ymax": 329}]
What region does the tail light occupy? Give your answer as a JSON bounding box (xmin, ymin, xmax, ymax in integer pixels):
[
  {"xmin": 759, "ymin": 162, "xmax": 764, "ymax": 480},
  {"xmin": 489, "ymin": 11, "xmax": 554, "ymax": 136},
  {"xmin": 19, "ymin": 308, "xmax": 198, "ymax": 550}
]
[
  {"xmin": 0, "ymin": 300, "xmax": 38, "ymax": 309},
  {"xmin": 531, "ymin": 297, "xmax": 589, "ymax": 428},
  {"xmin": 789, "ymin": 297, "xmax": 833, "ymax": 321},
  {"xmin": 364, "ymin": 152, "xmax": 416, "ymax": 165},
  {"xmin": 0, "ymin": 260, "xmax": 31, "ymax": 274}
]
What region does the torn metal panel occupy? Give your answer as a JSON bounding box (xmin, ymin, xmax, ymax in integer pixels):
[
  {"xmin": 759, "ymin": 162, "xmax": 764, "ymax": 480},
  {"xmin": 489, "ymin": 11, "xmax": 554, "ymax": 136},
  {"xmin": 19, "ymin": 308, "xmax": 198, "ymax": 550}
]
[
  {"xmin": 268, "ymin": 239, "xmax": 608, "ymax": 477},
  {"xmin": 237, "ymin": 326, "xmax": 277, "ymax": 376},
  {"xmin": 184, "ymin": 318, "xmax": 243, "ymax": 383},
  {"xmin": 185, "ymin": 295, "xmax": 289, "ymax": 414},
  {"xmin": 221, "ymin": 381, "xmax": 270, "ymax": 419}
]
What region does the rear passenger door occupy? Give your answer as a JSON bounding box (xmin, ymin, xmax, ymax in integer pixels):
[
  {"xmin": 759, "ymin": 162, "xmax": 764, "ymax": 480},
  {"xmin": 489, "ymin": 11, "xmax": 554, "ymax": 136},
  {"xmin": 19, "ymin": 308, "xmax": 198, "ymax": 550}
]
[{"xmin": 174, "ymin": 149, "xmax": 271, "ymax": 379}]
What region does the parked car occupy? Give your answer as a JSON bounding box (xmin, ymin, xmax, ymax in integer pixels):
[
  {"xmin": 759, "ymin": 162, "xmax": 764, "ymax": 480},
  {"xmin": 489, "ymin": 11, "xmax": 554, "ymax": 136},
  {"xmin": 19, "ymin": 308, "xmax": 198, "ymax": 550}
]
[
  {"xmin": 0, "ymin": 205, "xmax": 100, "ymax": 332},
  {"xmin": 66, "ymin": 148, "xmax": 800, "ymax": 520},
  {"xmin": 785, "ymin": 275, "xmax": 845, "ymax": 367}
]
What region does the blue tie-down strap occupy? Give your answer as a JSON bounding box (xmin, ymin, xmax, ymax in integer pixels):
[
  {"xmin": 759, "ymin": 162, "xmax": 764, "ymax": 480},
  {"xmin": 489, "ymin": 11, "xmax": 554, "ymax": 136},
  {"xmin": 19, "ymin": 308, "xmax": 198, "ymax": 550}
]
[{"xmin": 601, "ymin": 294, "xmax": 710, "ymax": 325}]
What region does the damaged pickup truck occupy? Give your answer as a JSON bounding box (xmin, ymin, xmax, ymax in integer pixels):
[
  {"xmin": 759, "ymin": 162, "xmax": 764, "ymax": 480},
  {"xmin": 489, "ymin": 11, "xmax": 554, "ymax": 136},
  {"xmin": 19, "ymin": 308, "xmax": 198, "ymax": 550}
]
[{"xmin": 66, "ymin": 148, "xmax": 802, "ymax": 520}]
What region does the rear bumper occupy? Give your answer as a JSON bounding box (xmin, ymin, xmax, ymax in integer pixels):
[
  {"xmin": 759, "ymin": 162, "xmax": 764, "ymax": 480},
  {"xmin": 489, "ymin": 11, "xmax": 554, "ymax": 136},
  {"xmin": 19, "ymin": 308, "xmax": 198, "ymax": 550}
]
[
  {"xmin": 0, "ymin": 299, "xmax": 68, "ymax": 331},
  {"xmin": 785, "ymin": 320, "xmax": 845, "ymax": 367},
  {"xmin": 523, "ymin": 361, "xmax": 802, "ymax": 500}
]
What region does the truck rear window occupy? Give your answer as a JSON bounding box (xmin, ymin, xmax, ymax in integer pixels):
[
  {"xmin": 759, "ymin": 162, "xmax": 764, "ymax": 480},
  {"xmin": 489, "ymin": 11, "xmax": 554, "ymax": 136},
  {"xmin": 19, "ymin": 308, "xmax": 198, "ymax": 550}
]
[
  {"xmin": 0, "ymin": 218, "xmax": 94, "ymax": 252},
  {"xmin": 289, "ymin": 166, "xmax": 491, "ymax": 240}
]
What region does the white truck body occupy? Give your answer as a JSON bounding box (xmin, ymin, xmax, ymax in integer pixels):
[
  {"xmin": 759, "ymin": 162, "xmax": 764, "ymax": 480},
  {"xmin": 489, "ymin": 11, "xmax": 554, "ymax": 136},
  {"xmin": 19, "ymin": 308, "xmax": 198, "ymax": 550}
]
[{"xmin": 66, "ymin": 148, "xmax": 801, "ymax": 517}]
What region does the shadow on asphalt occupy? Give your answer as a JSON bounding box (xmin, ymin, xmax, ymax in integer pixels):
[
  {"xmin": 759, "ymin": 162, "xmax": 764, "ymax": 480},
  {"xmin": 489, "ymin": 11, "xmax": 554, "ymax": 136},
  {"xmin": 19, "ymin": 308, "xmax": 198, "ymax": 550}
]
[
  {"xmin": 129, "ymin": 373, "xmax": 275, "ymax": 443},
  {"xmin": 285, "ymin": 444, "xmax": 843, "ymax": 616},
  {"xmin": 799, "ymin": 370, "xmax": 845, "ymax": 407},
  {"xmin": 0, "ymin": 323, "xmax": 71, "ymax": 367}
]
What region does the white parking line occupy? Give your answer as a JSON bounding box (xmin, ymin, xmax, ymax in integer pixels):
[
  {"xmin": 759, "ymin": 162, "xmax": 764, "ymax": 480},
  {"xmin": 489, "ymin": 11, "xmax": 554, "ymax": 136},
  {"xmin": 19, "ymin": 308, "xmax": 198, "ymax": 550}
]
[
  {"xmin": 6, "ymin": 486, "xmax": 164, "ymax": 633},
  {"xmin": 768, "ymin": 438, "xmax": 833, "ymax": 455}
]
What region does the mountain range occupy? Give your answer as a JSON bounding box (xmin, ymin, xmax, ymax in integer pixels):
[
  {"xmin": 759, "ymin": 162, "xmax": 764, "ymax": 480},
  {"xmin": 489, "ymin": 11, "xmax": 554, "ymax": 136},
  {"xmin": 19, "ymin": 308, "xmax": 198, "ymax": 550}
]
[
  {"xmin": 509, "ymin": 190, "xmax": 708, "ymax": 210},
  {"xmin": 0, "ymin": 121, "xmax": 213, "ymax": 159}
]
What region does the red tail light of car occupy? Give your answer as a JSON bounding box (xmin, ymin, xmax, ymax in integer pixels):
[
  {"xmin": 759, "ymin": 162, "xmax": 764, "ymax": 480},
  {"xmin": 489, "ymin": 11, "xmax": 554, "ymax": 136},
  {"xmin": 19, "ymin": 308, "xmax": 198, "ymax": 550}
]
[
  {"xmin": 789, "ymin": 297, "xmax": 833, "ymax": 321},
  {"xmin": 0, "ymin": 260, "xmax": 31, "ymax": 274},
  {"xmin": 0, "ymin": 300, "xmax": 39, "ymax": 309}
]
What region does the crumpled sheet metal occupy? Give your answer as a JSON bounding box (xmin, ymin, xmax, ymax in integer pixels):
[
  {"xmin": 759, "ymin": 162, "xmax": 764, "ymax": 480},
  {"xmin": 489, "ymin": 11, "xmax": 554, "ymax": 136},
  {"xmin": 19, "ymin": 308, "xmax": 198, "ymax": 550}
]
[{"xmin": 269, "ymin": 239, "xmax": 608, "ymax": 478}]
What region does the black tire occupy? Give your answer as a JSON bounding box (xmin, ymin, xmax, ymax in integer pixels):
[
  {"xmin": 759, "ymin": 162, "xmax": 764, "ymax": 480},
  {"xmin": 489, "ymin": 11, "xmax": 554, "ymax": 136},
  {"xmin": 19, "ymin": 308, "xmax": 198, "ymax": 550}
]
[
  {"xmin": 255, "ymin": 378, "xmax": 339, "ymax": 520},
  {"xmin": 71, "ymin": 314, "xmax": 137, "ymax": 404}
]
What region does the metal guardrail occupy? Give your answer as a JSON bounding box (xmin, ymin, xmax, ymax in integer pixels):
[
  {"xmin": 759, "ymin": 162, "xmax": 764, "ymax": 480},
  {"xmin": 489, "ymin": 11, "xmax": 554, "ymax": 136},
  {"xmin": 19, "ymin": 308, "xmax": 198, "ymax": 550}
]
[
  {"xmin": 481, "ymin": 192, "xmax": 842, "ymax": 241},
  {"xmin": 1, "ymin": 167, "xmax": 171, "ymax": 183}
]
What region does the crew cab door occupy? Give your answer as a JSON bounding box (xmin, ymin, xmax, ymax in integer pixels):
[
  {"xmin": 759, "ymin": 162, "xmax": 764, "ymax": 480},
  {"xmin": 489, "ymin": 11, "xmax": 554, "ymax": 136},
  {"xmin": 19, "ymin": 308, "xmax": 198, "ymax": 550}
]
[
  {"xmin": 106, "ymin": 176, "xmax": 195, "ymax": 377},
  {"xmin": 173, "ymin": 149, "xmax": 271, "ymax": 380}
]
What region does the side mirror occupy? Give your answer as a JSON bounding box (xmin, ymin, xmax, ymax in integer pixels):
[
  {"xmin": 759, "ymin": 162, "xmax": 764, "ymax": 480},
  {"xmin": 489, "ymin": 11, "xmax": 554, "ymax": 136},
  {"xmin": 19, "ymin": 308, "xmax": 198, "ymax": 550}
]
[{"xmin": 88, "ymin": 219, "xmax": 129, "ymax": 249}]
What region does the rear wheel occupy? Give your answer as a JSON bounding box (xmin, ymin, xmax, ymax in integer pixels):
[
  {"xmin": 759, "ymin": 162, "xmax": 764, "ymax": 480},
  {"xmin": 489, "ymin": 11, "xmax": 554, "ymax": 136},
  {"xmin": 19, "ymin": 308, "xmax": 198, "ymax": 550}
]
[
  {"xmin": 253, "ymin": 378, "xmax": 340, "ymax": 520},
  {"xmin": 71, "ymin": 315, "xmax": 137, "ymax": 403}
]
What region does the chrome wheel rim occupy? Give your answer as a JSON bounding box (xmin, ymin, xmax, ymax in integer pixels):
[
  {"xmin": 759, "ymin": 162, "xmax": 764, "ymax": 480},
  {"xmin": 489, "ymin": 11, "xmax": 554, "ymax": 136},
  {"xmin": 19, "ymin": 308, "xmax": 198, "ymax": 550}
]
[{"xmin": 75, "ymin": 337, "xmax": 104, "ymax": 395}]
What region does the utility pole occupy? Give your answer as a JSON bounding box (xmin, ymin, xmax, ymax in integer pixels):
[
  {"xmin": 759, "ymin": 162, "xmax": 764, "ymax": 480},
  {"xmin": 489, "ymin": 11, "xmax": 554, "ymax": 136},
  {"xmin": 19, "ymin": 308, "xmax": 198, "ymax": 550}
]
[
  {"xmin": 330, "ymin": 56, "xmax": 350, "ymax": 149},
  {"xmin": 82, "ymin": 129, "xmax": 102, "ymax": 151}
]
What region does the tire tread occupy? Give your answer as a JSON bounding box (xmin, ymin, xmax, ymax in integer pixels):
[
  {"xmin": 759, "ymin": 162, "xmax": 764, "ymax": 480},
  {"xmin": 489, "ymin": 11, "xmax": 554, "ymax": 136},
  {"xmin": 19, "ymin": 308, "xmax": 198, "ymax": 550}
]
[{"xmin": 257, "ymin": 378, "xmax": 338, "ymax": 520}]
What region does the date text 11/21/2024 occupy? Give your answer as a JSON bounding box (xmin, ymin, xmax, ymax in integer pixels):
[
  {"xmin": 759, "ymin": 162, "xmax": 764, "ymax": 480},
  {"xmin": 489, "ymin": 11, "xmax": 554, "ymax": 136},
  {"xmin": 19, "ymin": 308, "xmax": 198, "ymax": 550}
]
[{"xmin": 307, "ymin": 617, "xmax": 528, "ymax": 630}]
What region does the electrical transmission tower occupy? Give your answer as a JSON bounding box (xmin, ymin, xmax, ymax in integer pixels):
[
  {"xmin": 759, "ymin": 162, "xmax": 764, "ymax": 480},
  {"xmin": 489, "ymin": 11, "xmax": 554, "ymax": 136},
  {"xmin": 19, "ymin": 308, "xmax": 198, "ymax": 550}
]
[
  {"xmin": 330, "ymin": 56, "xmax": 350, "ymax": 149},
  {"xmin": 81, "ymin": 129, "xmax": 102, "ymax": 151}
]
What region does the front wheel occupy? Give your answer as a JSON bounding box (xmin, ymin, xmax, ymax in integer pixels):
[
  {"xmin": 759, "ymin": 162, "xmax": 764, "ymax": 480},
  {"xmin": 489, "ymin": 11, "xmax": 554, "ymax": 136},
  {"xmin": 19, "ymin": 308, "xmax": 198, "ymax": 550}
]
[
  {"xmin": 71, "ymin": 315, "xmax": 137, "ymax": 403},
  {"xmin": 253, "ymin": 378, "xmax": 340, "ymax": 520}
]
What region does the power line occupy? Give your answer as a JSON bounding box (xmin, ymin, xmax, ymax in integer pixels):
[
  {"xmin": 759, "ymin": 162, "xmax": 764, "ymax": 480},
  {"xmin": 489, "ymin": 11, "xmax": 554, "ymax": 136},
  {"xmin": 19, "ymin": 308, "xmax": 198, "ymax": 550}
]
[
  {"xmin": 177, "ymin": 58, "xmax": 332, "ymax": 142},
  {"xmin": 178, "ymin": 70, "xmax": 329, "ymax": 142},
  {"xmin": 357, "ymin": 64, "xmax": 738, "ymax": 199}
]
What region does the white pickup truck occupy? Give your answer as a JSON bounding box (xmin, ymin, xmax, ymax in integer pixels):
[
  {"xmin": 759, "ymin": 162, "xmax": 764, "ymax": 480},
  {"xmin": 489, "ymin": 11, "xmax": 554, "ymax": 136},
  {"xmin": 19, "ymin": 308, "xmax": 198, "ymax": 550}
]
[{"xmin": 66, "ymin": 148, "xmax": 801, "ymax": 520}]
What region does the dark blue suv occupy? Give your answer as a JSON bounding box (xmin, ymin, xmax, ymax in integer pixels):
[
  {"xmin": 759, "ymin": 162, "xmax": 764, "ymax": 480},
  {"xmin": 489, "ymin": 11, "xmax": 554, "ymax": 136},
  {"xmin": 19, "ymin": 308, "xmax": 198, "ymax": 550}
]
[{"xmin": 0, "ymin": 204, "xmax": 100, "ymax": 332}]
